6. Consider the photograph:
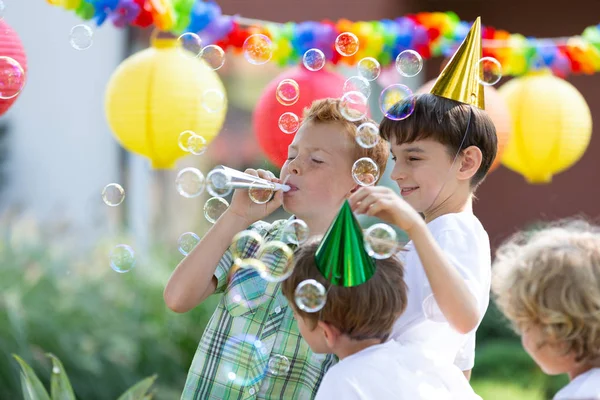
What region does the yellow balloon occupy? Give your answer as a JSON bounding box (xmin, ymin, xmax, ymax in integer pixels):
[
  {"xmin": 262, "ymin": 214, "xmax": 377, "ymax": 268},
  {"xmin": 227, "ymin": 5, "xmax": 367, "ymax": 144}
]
[
  {"xmin": 499, "ymin": 71, "xmax": 592, "ymax": 183},
  {"xmin": 105, "ymin": 38, "xmax": 227, "ymax": 169}
]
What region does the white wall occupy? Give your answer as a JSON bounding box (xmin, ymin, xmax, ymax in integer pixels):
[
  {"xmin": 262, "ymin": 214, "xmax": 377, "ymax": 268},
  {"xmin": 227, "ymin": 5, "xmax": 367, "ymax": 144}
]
[{"xmin": 2, "ymin": 1, "xmax": 126, "ymax": 245}]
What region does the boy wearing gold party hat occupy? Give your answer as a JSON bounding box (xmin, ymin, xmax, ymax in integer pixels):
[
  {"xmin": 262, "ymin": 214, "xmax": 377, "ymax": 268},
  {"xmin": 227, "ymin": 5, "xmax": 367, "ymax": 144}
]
[
  {"xmin": 350, "ymin": 17, "xmax": 498, "ymax": 378},
  {"xmin": 282, "ymin": 201, "xmax": 481, "ymax": 399}
]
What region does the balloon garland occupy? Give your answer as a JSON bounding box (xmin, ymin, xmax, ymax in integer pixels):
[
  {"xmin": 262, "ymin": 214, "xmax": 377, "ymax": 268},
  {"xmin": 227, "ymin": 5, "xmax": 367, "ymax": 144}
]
[{"xmin": 47, "ymin": 1, "xmax": 600, "ymax": 77}]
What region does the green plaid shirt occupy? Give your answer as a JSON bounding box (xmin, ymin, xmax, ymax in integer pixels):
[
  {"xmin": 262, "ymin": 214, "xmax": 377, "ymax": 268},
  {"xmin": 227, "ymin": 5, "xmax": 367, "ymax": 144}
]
[{"xmin": 182, "ymin": 218, "xmax": 337, "ymax": 399}]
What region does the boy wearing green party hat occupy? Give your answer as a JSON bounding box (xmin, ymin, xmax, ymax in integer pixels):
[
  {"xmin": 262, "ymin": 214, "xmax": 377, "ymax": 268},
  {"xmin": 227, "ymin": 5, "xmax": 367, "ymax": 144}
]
[
  {"xmin": 281, "ymin": 201, "xmax": 481, "ymax": 399},
  {"xmin": 350, "ymin": 17, "xmax": 497, "ymax": 379},
  {"xmin": 164, "ymin": 98, "xmax": 390, "ymax": 399}
]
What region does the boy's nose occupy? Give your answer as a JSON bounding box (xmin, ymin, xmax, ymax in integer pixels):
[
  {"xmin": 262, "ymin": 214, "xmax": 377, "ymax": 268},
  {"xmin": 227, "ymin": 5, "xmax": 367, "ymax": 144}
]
[{"xmin": 390, "ymin": 167, "xmax": 406, "ymax": 182}]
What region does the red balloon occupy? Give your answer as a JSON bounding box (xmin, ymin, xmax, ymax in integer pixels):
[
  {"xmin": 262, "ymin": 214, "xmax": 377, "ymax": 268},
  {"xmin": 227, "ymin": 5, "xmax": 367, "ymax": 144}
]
[
  {"xmin": 0, "ymin": 19, "xmax": 27, "ymax": 117},
  {"xmin": 253, "ymin": 67, "xmax": 347, "ymax": 167}
]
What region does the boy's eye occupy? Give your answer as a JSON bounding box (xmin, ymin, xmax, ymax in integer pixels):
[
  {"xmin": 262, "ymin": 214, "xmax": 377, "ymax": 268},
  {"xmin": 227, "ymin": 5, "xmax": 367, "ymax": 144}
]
[
  {"xmin": 391, "ymin": 155, "xmax": 397, "ymax": 162},
  {"xmin": 408, "ymin": 157, "xmax": 421, "ymax": 162},
  {"xmin": 311, "ymin": 159, "xmax": 324, "ymax": 164}
]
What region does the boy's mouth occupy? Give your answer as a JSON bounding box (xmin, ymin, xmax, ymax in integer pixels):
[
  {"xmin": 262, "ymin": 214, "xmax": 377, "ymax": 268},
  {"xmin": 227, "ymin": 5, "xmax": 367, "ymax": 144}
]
[{"xmin": 400, "ymin": 186, "xmax": 418, "ymax": 196}]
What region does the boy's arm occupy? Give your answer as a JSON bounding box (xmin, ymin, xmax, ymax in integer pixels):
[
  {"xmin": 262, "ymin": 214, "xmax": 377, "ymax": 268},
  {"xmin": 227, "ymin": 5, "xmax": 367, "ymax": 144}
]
[
  {"xmin": 163, "ymin": 210, "xmax": 250, "ymax": 313},
  {"xmin": 406, "ymin": 222, "xmax": 480, "ymax": 334}
]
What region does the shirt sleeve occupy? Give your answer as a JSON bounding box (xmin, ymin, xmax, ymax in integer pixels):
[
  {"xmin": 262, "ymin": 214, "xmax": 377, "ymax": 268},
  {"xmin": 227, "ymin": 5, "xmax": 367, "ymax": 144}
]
[
  {"xmin": 212, "ymin": 220, "xmax": 273, "ymax": 295},
  {"xmin": 454, "ymin": 334, "xmax": 476, "ymax": 370}
]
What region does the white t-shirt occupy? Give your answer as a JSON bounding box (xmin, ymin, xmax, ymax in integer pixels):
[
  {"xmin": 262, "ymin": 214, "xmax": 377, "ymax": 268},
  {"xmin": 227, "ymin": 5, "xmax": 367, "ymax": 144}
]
[
  {"xmin": 390, "ymin": 212, "xmax": 491, "ymax": 370},
  {"xmin": 315, "ymin": 340, "xmax": 481, "ymax": 400},
  {"xmin": 554, "ymin": 368, "xmax": 600, "ymax": 399}
]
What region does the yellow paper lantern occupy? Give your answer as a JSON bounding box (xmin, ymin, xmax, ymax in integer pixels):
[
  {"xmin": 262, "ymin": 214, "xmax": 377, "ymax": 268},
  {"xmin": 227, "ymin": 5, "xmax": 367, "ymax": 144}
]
[
  {"xmin": 498, "ymin": 71, "xmax": 592, "ymax": 183},
  {"xmin": 105, "ymin": 37, "xmax": 227, "ymax": 169}
]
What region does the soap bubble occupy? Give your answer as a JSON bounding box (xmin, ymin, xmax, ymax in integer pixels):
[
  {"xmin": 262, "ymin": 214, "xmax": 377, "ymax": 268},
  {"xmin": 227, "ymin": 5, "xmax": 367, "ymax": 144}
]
[
  {"xmin": 267, "ymin": 354, "xmax": 291, "ymax": 376},
  {"xmin": 335, "ymin": 32, "xmax": 359, "ymax": 56},
  {"xmin": 302, "ymin": 48, "xmax": 326, "ymax": 71},
  {"xmin": 294, "ymin": 279, "xmax": 327, "ymax": 312},
  {"xmin": 0, "ymin": 57, "xmax": 25, "ymax": 100},
  {"xmin": 101, "ymin": 183, "xmax": 125, "ymax": 206},
  {"xmin": 178, "ymin": 130, "xmax": 195, "ymax": 152},
  {"xmin": 278, "ymin": 112, "xmax": 300, "ymax": 134},
  {"xmin": 175, "ymin": 167, "xmax": 205, "ymax": 198},
  {"xmin": 282, "ymin": 219, "xmax": 309, "ymax": 245},
  {"xmin": 178, "ymin": 232, "xmax": 200, "ymax": 256},
  {"xmin": 109, "ymin": 244, "xmax": 135, "ymax": 273},
  {"xmin": 352, "ymin": 157, "xmax": 379, "ymax": 187},
  {"xmin": 257, "ymin": 241, "xmax": 294, "ymax": 282},
  {"xmin": 356, "ymin": 122, "xmax": 380, "ymax": 149},
  {"xmin": 221, "ymin": 334, "xmax": 269, "ymax": 387},
  {"xmin": 204, "ymin": 197, "xmax": 229, "ymax": 224},
  {"xmin": 379, "ymin": 84, "xmax": 415, "ymax": 121},
  {"xmin": 231, "ymin": 230, "xmax": 264, "ymax": 262},
  {"xmin": 357, "ymin": 57, "xmax": 381, "ymax": 81},
  {"xmin": 478, "ymin": 57, "xmax": 502, "ymax": 86},
  {"xmin": 201, "ymin": 44, "xmax": 225, "ymax": 70},
  {"xmin": 343, "ymin": 75, "xmax": 371, "ymax": 98},
  {"xmin": 395, "ymin": 50, "xmax": 423, "ymax": 77},
  {"xmin": 243, "ymin": 34, "xmax": 273, "ymax": 65},
  {"xmin": 202, "ymin": 88, "xmax": 226, "ymax": 113},
  {"xmin": 276, "ymin": 79, "xmax": 300, "ymax": 106},
  {"xmin": 364, "ymin": 223, "xmax": 397, "ymax": 259},
  {"xmin": 248, "ymin": 183, "xmax": 274, "ymax": 205},
  {"xmin": 206, "ymin": 169, "xmax": 233, "ymax": 197},
  {"xmin": 339, "ymin": 91, "xmax": 368, "ymax": 122},
  {"xmin": 177, "ymin": 32, "xmax": 202, "ymax": 58},
  {"xmin": 187, "ymin": 134, "xmax": 207, "ymax": 155},
  {"xmin": 70, "ymin": 24, "xmax": 93, "ymax": 50}
]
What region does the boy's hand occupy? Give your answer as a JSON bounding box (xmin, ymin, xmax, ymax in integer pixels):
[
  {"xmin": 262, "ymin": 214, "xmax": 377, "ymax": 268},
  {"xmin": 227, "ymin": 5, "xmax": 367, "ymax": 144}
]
[
  {"xmin": 348, "ymin": 186, "xmax": 424, "ymax": 233},
  {"xmin": 226, "ymin": 168, "xmax": 283, "ymax": 226}
]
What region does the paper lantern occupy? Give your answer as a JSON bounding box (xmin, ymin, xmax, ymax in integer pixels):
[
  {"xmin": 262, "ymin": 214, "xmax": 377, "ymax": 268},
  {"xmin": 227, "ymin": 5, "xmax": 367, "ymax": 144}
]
[
  {"xmin": 417, "ymin": 79, "xmax": 512, "ymax": 173},
  {"xmin": 253, "ymin": 67, "xmax": 347, "ymax": 167},
  {"xmin": 0, "ymin": 19, "xmax": 28, "ymax": 117},
  {"xmin": 105, "ymin": 37, "xmax": 227, "ymax": 169},
  {"xmin": 498, "ymin": 71, "xmax": 592, "ymax": 183}
]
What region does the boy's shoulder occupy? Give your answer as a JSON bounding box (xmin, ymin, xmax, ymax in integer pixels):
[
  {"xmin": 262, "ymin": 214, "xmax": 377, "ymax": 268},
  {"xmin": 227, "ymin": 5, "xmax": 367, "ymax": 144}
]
[{"xmin": 427, "ymin": 212, "xmax": 488, "ymax": 242}]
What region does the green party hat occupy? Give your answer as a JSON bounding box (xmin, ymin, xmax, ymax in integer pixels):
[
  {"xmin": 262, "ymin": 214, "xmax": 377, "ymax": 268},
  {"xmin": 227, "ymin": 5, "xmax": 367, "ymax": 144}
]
[{"xmin": 315, "ymin": 200, "xmax": 376, "ymax": 287}]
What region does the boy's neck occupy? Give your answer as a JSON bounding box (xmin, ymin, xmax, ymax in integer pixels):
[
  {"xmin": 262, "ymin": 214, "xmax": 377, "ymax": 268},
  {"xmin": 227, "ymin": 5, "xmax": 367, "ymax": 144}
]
[
  {"xmin": 424, "ymin": 192, "xmax": 473, "ymax": 223},
  {"xmin": 568, "ymin": 363, "xmax": 594, "ymax": 381},
  {"xmin": 296, "ymin": 212, "xmax": 338, "ymax": 238},
  {"xmin": 334, "ymin": 337, "xmax": 384, "ymax": 360}
]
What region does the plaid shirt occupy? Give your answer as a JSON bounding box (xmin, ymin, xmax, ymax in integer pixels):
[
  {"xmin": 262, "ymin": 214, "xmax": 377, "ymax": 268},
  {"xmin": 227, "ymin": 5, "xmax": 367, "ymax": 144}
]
[{"xmin": 182, "ymin": 218, "xmax": 337, "ymax": 399}]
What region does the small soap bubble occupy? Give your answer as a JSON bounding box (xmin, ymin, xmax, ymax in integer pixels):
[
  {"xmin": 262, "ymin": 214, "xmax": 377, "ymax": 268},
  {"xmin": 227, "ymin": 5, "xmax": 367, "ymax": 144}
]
[
  {"xmin": 231, "ymin": 230, "xmax": 264, "ymax": 262},
  {"xmin": 364, "ymin": 223, "xmax": 397, "ymax": 259},
  {"xmin": 70, "ymin": 24, "xmax": 93, "ymax": 50},
  {"xmin": 175, "ymin": 167, "xmax": 205, "ymax": 198},
  {"xmin": 278, "ymin": 112, "xmax": 300, "ymax": 134},
  {"xmin": 357, "ymin": 57, "xmax": 381, "ymax": 81},
  {"xmin": 206, "ymin": 169, "xmax": 232, "ymax": 197},
  {"xmin": 294, "ymin": 279, "xmax": 327, "ymax": 313},
  {"xmin": 177, "ymin": 32, "xmax": 202, "ymax": 58},
  {"xmin": 395, "ymin": 50, "xmax": 423, "ymax": 77},
  {"xmin": 178, "ymin": 130, "xmax": 195, "ymax": 152},
  {"xmin": 379, "ymin": 84, "xmax": 415, "ymax": 121},
  {"xmin": 202, "ymin": 88, "xmax": 226, "ymax": 113},
  {"xmin": 282, "ymin": 219, "xmax": 309, "ymax": 245},
  {"xmin": 102, "ymin": 183, "xmax": 125, "ymax": 206},
  {"xmin": 0, "ymin": 57, "xmax": 25, "ymax": 100},
  {"xmin": 478, "ymin": 57, "xmax": 502, "ymax": 86},
  {"xmin": 267, "ymin": 354, "xmax": 291, "ymax": 376},
  {"xmin": 339, "ymin": 91, "xmax": 368, "ymax": 122},
  {"xmin": 276, "ymin": 79, "xmax": 300, "ymax": 106},
  {"xmin": 201, "ymin": 44, "xmax": 226, "ymax": 70},
  {"xmin": 335, "ymin": 32, "xmax": 359, "ymax": 56},
  {"xmin": 302, "ymin": 48, "xmax": 326, "ymax": 71},
  {"xmin": 109, "ymin": 244, "xmax": 135, "ymax": 273},
  {"xmin": 52, "ymin": 366, "xmax": 60, "ymax": 374},
  {"xmin": 204, "ymin": 197, "xmax": 229, "ymax": 224},
  {"xmin": 187, "ymin": 134, "xmax": 207, "ymax": 156},
  {"xmin": 352, "ymin": 157, "xmax": 379, "ymax": 187},
  {"xmin": 257, "ymin": 241, "xmax": 294, "ymax": 282},
  {"xmin": 248, "ymin": 183, "xmax": 274, "ymax": 205},
  {"xmin": 356, "ymin": 122, "xmax": 380, "ymax": 149},
  {"xmin": 243, "ymin": 34, "xmax": 273, "ymax": 65},
  {"xmin": 343, "ymin": 75, "xmax": 371, "ymax": 98},
  {"xmin": 178, "ymin": 232, "xmax": 200, "ymax": 256}
]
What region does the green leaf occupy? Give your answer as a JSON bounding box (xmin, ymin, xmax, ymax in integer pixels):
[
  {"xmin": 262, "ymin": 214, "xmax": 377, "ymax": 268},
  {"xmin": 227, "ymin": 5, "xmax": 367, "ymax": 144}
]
[
  {"xmin": 47, "ymin": 353, "xmax": 76, "ymax": 400},
  {"xmin": 116, "ymin": 375, "xmax": 157, "ymax": 400},
  {"xmin": 12, "ymin": 355, "xmax": 51, "ymax": 400}
]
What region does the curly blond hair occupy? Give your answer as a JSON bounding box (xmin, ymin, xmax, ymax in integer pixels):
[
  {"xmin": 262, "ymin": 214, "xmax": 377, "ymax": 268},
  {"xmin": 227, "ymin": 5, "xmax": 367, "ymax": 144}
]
[
  {"xmin": 302, "ymin": 98, "xmax": 390, "ymax": 184},
  {"xmin": 492, "ymin": 219, "xmax": 600, "ymax": 365}
]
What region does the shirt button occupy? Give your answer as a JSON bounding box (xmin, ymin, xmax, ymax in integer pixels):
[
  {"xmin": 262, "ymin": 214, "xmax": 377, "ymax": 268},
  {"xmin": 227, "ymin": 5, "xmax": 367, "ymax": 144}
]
[
  {"xmin": 274, "ymin": 306, "xmax": 281, "ymax": 314},
  {"xmin": 249, "ymin": 388, "xmax": 256, "ymax": 395}
]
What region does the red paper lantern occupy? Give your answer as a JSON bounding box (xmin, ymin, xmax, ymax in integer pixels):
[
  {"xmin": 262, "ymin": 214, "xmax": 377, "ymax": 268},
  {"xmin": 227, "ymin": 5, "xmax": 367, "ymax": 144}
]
[
  {"xmin": 417, "ymin": 79, "xmax": 511, "ymax": 173},
  {"xmin": 253, "ymin": 67, "xmax": 347, "ymax": 167},
  {"xmin": 0, "ymin": 19, "xmax": 27, "ymax": 117}
]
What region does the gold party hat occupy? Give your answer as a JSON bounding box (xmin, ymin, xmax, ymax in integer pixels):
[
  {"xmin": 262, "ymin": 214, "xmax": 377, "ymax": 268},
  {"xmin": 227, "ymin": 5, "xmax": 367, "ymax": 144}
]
[{"xmin": 430, "ymin": 17, "xmax": 485, "ymax": 109}]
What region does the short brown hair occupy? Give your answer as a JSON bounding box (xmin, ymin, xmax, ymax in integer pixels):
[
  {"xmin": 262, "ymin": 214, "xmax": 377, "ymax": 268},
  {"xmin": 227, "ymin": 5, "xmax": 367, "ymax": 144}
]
[
  {"xmin": 492, "ymin": 219, "xmax": 600, "ymax": 366},
  {"xmin": 282, "ymin": 239, "xmax": 407, "ymax": 341},
  {"xmin": 302, "ymin": 98, "xmax": 390, "ymax": 184},
  {"xmin": 379, "ymin": 93, "xmax": 497, "ymax": 189}
]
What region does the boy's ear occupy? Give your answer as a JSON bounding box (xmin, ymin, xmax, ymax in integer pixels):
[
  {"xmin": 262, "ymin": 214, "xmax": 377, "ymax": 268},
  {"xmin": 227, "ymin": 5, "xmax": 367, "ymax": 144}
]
[
  {"xmin": 317, "ymin": 321, "xmax": 341, "ymax": 347},
  {"xmin": 457, "ymin": 145, "xmax": 482, "ymax": 181}
]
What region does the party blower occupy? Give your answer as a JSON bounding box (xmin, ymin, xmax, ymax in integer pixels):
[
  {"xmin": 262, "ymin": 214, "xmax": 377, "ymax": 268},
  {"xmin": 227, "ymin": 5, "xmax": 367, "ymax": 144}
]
[{"xmin": 206, "ymin": 165, "xmax": 290, "ymax": 204}]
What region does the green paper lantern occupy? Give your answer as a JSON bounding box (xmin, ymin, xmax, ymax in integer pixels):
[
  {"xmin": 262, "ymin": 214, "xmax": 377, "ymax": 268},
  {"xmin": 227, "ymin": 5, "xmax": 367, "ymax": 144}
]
[{"xmin": 315, "ymin": 201, "xmax": 376, "ymax": 287}]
